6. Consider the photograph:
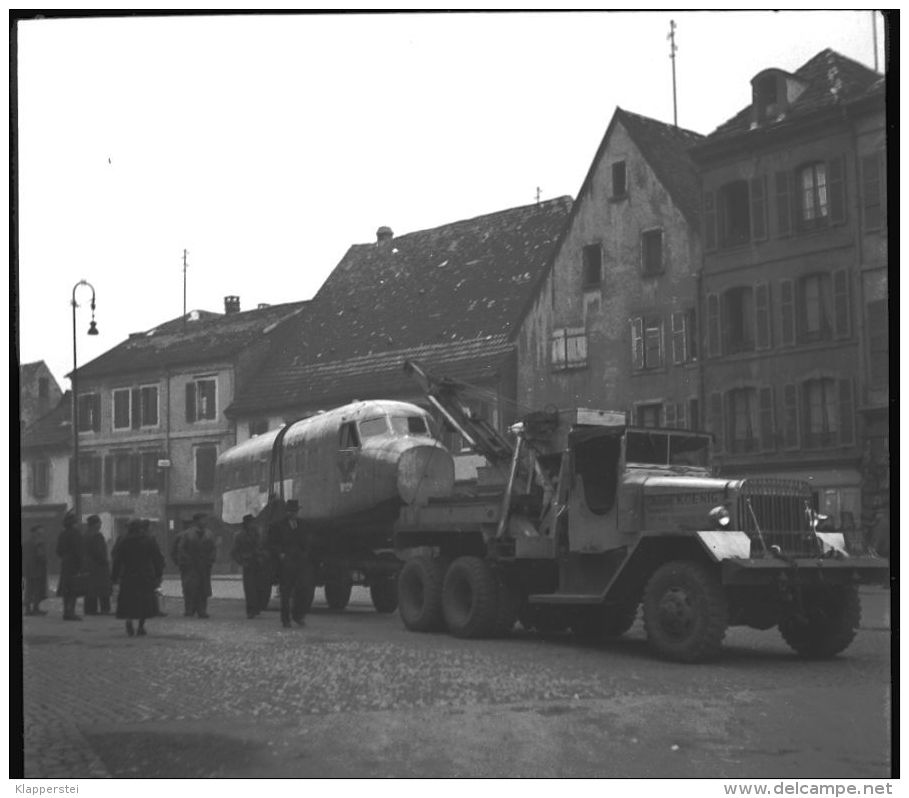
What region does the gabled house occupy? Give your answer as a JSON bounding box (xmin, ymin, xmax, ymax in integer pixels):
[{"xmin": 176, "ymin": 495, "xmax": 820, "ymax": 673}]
[
  {"xmin": 20, "ymin": 361, "xmax": 63, "ymax": 432},
  {"xmin": 227, "ymin": 198, "xmax": 573, "ymax": 479},
  {"xmin": 66, "ymin": 297, "xmax": 307, "ymax": 563},
  {"xmin": 688, "ymin": 49, "xmax": 886, "ymax": 550},
  {"xmin": 516, "ymin": 108, "xmax": 704, "ymax": 429}
]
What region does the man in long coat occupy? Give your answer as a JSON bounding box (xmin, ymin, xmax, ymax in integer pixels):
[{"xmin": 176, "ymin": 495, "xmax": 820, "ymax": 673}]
[
  {"xmin": 23, "ymin": 524, "xmax": 48, "ymax": 615},
  {"xmin": 174, "ymin": 513, "xmax": 216, "ymax": 618},
  {"xmin": 231, "ymin": 514, "xmax": 268, "ymax": 619},
  {"xmin": 83, "ymin": 515, "xmax": 112, "ymax": 615},
  {"xmin": 112, "ymin": 518, "xmax": 165, "ymax": 636},
  {"xmin": 267, "ymin": 499, "xmax": 313, "ymax": 628},
  {"xmin": 56, "ymin": 511, "xmax": 84, "ymax": 621}
]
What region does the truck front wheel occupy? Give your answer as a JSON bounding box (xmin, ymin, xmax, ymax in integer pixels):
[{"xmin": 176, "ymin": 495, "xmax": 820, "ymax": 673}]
[
  {"xmin": 442, "ymin": 556, "xmax": 498, "ymax": 638},
  {"xmin": 779, "ymin": 585, "xmax": 860, "ymax": 659},
  {"xmin": 398, "ymin": 556, "xmax": 446, "ymax": 632},
  {"xmin": 643, "ymin": 561, "xmax": 728, "ymax": 662}
]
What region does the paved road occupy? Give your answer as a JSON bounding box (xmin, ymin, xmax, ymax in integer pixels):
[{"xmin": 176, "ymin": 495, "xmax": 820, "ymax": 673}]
[{"xmin": 19, "ymin": 586, "xmax": 892, "ymax": 779}]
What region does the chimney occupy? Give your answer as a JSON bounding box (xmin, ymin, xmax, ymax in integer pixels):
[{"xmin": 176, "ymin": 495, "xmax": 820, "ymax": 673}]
[
  {"xmin": 224, "ymin": 295, "xmax": 240, "ymax": 314},
  {"xmin": 376, "ymin": 226, "xmax": 394, "ymax": 244}
]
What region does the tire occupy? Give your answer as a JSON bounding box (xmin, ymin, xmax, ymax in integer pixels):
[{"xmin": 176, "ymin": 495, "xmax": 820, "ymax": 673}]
[
  {"xmin": 442, "ymin": 556, "xmax": 499, "ymax": 638},
  {"xmin": 370, "ymin": 574, "xmax": 399, "ymax": 614},
  {"xmin": 325, "ymin": 579, "xmax": 352, "ymax": 611},
  {"xmin": 398, "ymin": 556, "xmax": 447, "ymax": 632},
  {"xmin": 643, "ymin": 560, "xmax": 728, "ymax": 662},
  {"xmin": 572, "ymin": 601, "xmax": 639, "ymax": 641},
  {"xmin": 779, "ymin": 585, "xmax": 861, "ymax": 659}
]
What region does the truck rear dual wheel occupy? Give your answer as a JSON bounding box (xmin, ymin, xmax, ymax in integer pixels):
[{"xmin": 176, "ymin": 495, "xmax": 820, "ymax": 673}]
[
  {"xmin": 643, "ymin": 560, "xmax": 728, "ymax": 663},
  {"xmin": 398, "ymin": 556, "xmax": 447, "ymax": 632},
  {"xmin": 779, "ymin": 585, "xmax": 860, "ymax": 659},
  {"xmin": 442, "ymin": 556, "xmax": 499, "ymax": 638}
]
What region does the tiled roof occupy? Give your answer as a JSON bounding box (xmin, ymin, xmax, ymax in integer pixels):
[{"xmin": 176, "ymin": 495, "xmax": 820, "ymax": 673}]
[
  {"xmin": 74, "ymin": 301, "xmax": 309, "ymax": 379},
  {"xmin": 21, "ymin": 393, "xmax": 72, "ymax": 450},
  {"xmin": 230, "ymin": 198, "xmax": 572, "ymax": 415},
  {"xmin": 703, "ymin": 49, "xmax": 883, "ymax": 142},
  {"xmin": 615, "ymin": 108, "xmax": 705, "ymax": 226},
  {"xmin": 234, "ymin": 336, "xmax": 514, "ymax": 415}
]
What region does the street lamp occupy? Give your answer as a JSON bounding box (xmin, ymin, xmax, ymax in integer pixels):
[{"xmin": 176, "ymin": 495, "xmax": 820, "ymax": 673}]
[{"xmin": 71, "ymin": 279, "xmax": 98, "ymax": 522}]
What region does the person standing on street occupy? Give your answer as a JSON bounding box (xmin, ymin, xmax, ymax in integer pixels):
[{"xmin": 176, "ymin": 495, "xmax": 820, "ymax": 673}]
[
  {"xmin": 174, "ymin": 513, "xmax": 216, "ymax": 618},
  {"xmin": 83, "ymin": 515, "xmax": 112, "ymax": 615},
  {"xmin": 267, "ymin": 499, "xmax": 313, "ymax": 629},
  {"xmin": 56, "ymin": 511, "xmax": 84, "ymax": 621},
  {"xmin": 231, "ymin": 514, "xmax": 267, "ymax": 619},
  {"xmin": 112, "ymin": 518, "xmax": 165, "ymax": 637},
  {"xmin": 139, "ymin": 519, "xmax": 167, "ymax": 617},
  {"xmin": 23, "ymin": 525, "xmax": 48, "ymax": 615}
]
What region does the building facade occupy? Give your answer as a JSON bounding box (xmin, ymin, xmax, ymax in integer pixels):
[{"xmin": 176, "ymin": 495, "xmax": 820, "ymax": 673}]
[
  {"xmin": 20, "ymin": 361, "xmax": 63, "ymax": 432},
  {"xmin": 690, "ymin": 49, "xmax": 886, "ymax": 549}
]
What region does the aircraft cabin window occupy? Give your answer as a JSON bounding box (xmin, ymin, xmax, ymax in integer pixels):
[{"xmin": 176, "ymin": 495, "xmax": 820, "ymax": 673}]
[
  {"xmin": 359, "ymin": 417, "xmax": 389, "ymax": 439},
  {"xmin": 339, "ymin": 422, "xmax": 361, "ymax": 449},
  {"xmin": 389, "ymin": 415, "xmax": 431, "ymax": 437}
]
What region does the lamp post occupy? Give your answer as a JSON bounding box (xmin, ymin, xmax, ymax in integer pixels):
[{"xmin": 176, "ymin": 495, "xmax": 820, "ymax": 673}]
[{"xmin": 71, "ymin": 280, "xmax": 99, "ymax": 522}]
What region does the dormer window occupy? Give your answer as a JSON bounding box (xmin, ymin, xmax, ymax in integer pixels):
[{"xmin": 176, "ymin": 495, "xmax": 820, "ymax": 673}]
[
  {"xmin": 750, "ymin": 69, "xmax": 806, "ymax": 127},
  {"xmin": 754, "ymin": 73, "xmax": 779, "ymax": 122}
]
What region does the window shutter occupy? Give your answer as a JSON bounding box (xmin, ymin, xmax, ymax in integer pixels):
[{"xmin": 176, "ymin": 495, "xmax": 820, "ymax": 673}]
[
  {"xmin": 838, "ymin": 378, "xmax": 854, "ymax": 445},
  {"xmin": 129, "ymin": 454, "xmax": 141, "ymax": 495},
  {"xmin": 833, "ymin": 269, "xmax": 850, "ymax": 338},
  {"xmin": 828, "ymin": 156, "xmax": 846, "ymax": 225},
  {"xmin": 780, "ymin": 279, "xmax": 795, "ymax": 346},
  {"xmin": 861, "ymin": 153, "xmax": 883, "ymax": 230},
  {"xmin": 104, "ymin": 455, "xmax": 114, "ymax": 495},
  {"xmin": 131, "ymin": 388, "xmax": 141, "ymax": 429},
  {"xmin": 631, "ymin": 318, "xmax": 644, "ymax": 370},
  {"xmin": 750, "ymin": 176, "xmax": 768, "ymax": 240},
  {"xmin": 783, "ymin": 384, "xmax": 799, "ymax": 449},
  {"xmin": 775, "ymin": 171, "xmax": 791, "ymax": 237},
  {"xmin": 671, "ymin": 311, "xmax": 686, "ymax": 364},
  {"xmin": 709, "ymin": 392, "xmax": 723, "ymax": 452},
  {"xmin": 755, "ymin": 282, "xmax": 771, "ymax": 350},
  {"xmin": 867, "ymin": 299, "xmax": 889, "ymax": 389},
  {"xmin": 706, "ymin": 293, "xmax": 720, "ymax": 357},
  {"xmin": 664, "ymin": 402, "xmax": 677, "ymax": 429},
  {"xmin": 186, "ymin": 382, "xmax": 197, "ymax": 422},
  {"xmin": 92, "ymin": 394, "xmax": 102, "ymax": 432},
  {"xmin": 759, "ymin": 386, "xmax": 774, "ymax": 451},
  {"xmin": 703, "ymin": 190, "xmax": 717, "ymax": 251}
]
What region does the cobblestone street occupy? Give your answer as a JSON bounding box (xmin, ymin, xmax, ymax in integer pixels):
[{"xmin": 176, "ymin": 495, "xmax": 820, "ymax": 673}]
[{"xmin": 19, "ymin": 580, "xmax": 892, "ymax": 779}]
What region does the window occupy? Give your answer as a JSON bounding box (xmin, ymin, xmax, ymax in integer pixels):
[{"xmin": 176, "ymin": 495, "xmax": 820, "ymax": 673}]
[
  {"xmin": 71, "ymin": 455, "xmax": 102, "ymax": 495},
  {"xmin": 802, "ymin": 378, "xmax": 854, "ymax": 449},
  {"xmin": 723, "ymin": 287, "xmax": 755, "ymax": 354},
  {"xmin": 140, "ymin": 452, "xmax": 164, "ymax": 492},
  {"xmin": 797, "ymin": 159, "xmax": 846, "ymax": 230},
  {"xmin": 671, "ymin": 309, "xmax": 698, "ymax": 364},
  {"xmin": 635, "ymin": 403, "xmax": 662, "ymax": 428},
  {"xmin": 726, "ymin": 388, "xmax": 758, "ymax": 454},
  {"xmin": 140, "ymin": 386, "xmax": 158, "ymax": 427},
  {"xmin": 113, "ymin": 389, "xmax": 131, "ymax": 429},
  {"xmin": 551, "ymin": 327, "xmax": 588, "ymax": 370},
  {"xmin": 113, "ymin": 386, "xmax": 158, "ymax": 430},
  {"xmin": 795, "ymin": 271, "xmax": 849, "ymax": 343},
  {"xmin": 718, "ymin": 181, "xmax": 750, "ymax": 247},
  {"xmin": 186, "ymin": 378, "xmax": 217, "ymax": 422},
  {"xmin": 861, "ymin": 153, "xmax": 885, "ymax": 231},
  {"xmin": 758, "ymin": 386, "xmax": 775, "ymax": 451},
  {"xmin": 389, "ymin": 415, "xmax": 431, "ymax": 437},
  {"xmin": 641, "ymin": 229, "xmax": 663, "ymax": 276},
  {"xmin": 194, "ymin": 445, "xmax": 217, "ymax": 492},
  {"xmin": 582, "ymin": 245, "xmax": 602, "ymax": 288},
  {"xmin": 339, "ymin": 421, "xmax": 360, "ymax": 449},
  {"xmin": 112, "ymin": 452, "xmax": 134, "ymax": 493},
  {"xmin": 867, "ymin": 300, "xmax": 889, "ymax": 390},
  {"xmin": 631, "ymin": 316, "xmax": 664, "ymax": 370},
  {"xmin": 31, "ymin": 459, "xmax": 49, "ymax": 499},
  {"xmin": 359, "ymin": 417, "xmax": 388, "ymax": 439},
  {"xmin": 38, "ymin": 377, "xmax": 48, "ymax": 399},
  {"xmin": 663, "ymin": 402, "xmax": 688, "ymax": 430},
  {"xmin": 612, "ymin": 161, "xmax": 627, "ymax": 197},
  {"xmin": 249, "ymin": 419, "xmax": 269, "ymax": 437},
  {"xmin": 77, "ymin": 393, "xmax": 101, "ymax": 432},
  {"xmin": 753, "ymin": 73, "xmax": 779, "ymax": 122},
  {"xmin": 782, "ymin": 384, "xmax": 799, "ymax": 449},
  {"xmin": 688, "ymin": 397, "xmax": 700, "ymax": 431}
]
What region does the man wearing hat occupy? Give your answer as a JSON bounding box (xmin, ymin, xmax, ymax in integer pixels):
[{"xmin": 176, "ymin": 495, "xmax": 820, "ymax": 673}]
[
  {"xmin": 231, "ymin": 513, "xmax": 268, "ymax": 619},
  {"xmin": 172, "ymin": 512, "xmax": 216, "ymax": 618},
  {"xmin": 266, "ymin": 499, "xmax": 313, "ymax": 628},
  {"xmin": 83, "ymin": 515, "xmax": 112, "ymax": 615},
  {"xmin": 56, "ymin": 511, "xmax": 84, "ymax": 620}
]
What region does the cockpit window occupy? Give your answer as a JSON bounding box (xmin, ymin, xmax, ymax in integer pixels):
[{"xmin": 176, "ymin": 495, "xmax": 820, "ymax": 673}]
[
  {"xmin": 358, "ymin": 417, "xmax": 389, "ymax": 439},
  {"xmin": 389, "ymin": 415, "xmax": 432, "ymax": 437}
]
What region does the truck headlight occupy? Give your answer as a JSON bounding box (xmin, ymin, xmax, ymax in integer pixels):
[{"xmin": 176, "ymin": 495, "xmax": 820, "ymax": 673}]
[{"xmin": 709, "ymin": 505, "xmax": 732, "ymax": 530}]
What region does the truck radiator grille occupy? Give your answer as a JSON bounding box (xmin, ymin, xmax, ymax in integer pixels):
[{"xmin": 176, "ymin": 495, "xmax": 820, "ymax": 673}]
[{"xmin": 737, "ymin": 478, "xmax": 819, "ymax": 558}]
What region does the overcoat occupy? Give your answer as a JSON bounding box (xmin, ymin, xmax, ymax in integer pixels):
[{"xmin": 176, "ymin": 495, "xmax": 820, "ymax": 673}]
[
  {"xmin": 55, "ymin": 524, "xmax": 84, "ymax": 597},
  {"xmin": 83, "ymin": 529, "xmax": 112, "ymax": 596},
  {"xmin": 112, "ymin": 531, "xmax": 164, "ymax": 619},
  {"xmin": 175, "ymin": 526, "xmax": 216, "ymax": 598}
]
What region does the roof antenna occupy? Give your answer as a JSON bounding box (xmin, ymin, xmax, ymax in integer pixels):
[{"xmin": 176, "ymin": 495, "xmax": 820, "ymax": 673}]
[
  {"xmin": 182, "ymin": 248, "xmax": 189, "ymax": 332},
  {"xmin": 668, "ymin": 19, "xmax": 678, "ymax": 127},
  {"xmin": 535, "ymin": 186, "xmax": 541, "ymax": 206}
]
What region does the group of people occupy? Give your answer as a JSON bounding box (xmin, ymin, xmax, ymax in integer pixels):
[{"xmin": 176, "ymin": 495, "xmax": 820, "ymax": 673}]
[{"xmin": 22, "ymin": 497, "xmax": 315, "ymax": 635}]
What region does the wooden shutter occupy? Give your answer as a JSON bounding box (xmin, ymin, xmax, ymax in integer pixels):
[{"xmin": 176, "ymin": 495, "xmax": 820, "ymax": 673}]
[
  {"xmin": 759, "ymin": 387, "xmax": 774, "ymax": 451},
  {"xmin": 783, "ymin": 384, "xmax": 799, "ymax": 449},
  {"xmin": 709, "ymin": 392, "xmax": 723, "ymax": 452},
  {"xmin": 131, "ymin": 388, "xmax": 141, "ymax": 429},
  {"xmin": 775, "ymin": 171, "xmax": 792, "ymax": 237},
  {"xmin": 839, "ymin": 379, "xmax": 854, "ymax": 446},
  {"xmin": 833, "ymin": 269, "xmax": 850, "ymax": 338},
  {"xmin": 92, "ymin": 394, "xmax": 102, "ymax": 432},
  {"xmin": 104, "ymin": 455, "xmax": 114, "ymax": 495},
  {"xmin": 867, "ymin": 299, "xmax": 889, "ymax": 389},
  {"xmin": 129, "ymin": 454, "xmax": 141, "ymax": 495},
  {"xmin": 755, "ymin": 282, "xmax": 771, "ymax": 349},
  {"xmin": 706, "ymin": 294, "xmax": 720, "ymax": 357},
  {"xmin": 828, "ymin": 156, "xmax": 846, "ymax": 225},
  {"xmin": 780, "ymin": 279, "xmax": 795, "ymax": 346},
  {"xmin": 671, "ymin": 311, "xmax": 686, "ymax": 364},
  {"xmin": 631, "ymin": 318, "xmax": 644, "ymax": 370},
  {"xmin": 703, "ymin": 190, "xmax": 717, "ymax": 252},
  {"xmin": 185, "ymin": 382, "xmax": 197, "ymax": 422},
  {"xmin": 750, "ymin": 176, "xmax": 767, "ymax": 241}
]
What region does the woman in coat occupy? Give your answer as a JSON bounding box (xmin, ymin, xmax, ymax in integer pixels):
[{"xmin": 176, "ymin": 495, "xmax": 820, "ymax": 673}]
[
  {"xmin": 111, "ymin": 518, "xmax": 165, "ymax": 637},
  {"xmin": 83, "ymin": 515, "xmax": 112, "ymax": 615}
]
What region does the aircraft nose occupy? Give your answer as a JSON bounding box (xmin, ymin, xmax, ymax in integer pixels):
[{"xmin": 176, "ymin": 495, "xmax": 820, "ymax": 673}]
[{"xmin": 397, "ymin": 444, "xmax": 455, "ymax": 505}]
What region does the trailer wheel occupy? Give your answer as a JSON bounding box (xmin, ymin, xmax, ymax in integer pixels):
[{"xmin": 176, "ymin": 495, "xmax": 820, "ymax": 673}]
[
  {"xmin": 325, "ymin": 579, "xmax": 352, "ymax": 611},
  {"xmin": 370, "ymin": 574, "xmax": 399, "ymax": 614},
  {"xmin": 398, "ymin": 556, "xmax": 446, "ymax": 632},
  {"xmin": 643, "ymin": 561, "xmax": 728, "ymax": 662},
  {"xmin": 443, "ymin": 556, "xmax": 498, "ymax": 638},
  {"xmin": 572, "ymin": 601, "xmax": 638, "ymax": 641},
  {"xmin": 779, "ymin": 585, "xmax": 860, "ymax": 659}
]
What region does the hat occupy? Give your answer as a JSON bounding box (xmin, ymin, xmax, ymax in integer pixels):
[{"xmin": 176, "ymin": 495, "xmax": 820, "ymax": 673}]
[
  {"xmin": 242, "ymin": 514, "xmax": 255, "ymax": 524},
  {"xmin": 285, "ymin": 499, "xmax": 300, "ymax": 512},
  {"xmin": 87, "ymin": 514, "xmax": 101, "ymax": 526}
]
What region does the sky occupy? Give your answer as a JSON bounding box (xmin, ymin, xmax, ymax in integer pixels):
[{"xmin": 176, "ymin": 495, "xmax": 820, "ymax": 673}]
[{"xmin": 14, "ymin": 10, "xmax": 888, "ymax": 391}]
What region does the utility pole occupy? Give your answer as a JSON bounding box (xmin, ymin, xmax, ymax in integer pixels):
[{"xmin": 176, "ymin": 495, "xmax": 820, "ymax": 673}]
[
  {"xmin": 668, "ymin": 19, "xmax": 678, "ymax": 127},
  {"xmin": 535, "ymin": 187, "xmax": 541, "ymax": 206},
  {"xmin": 182, "ymin": 249, "xmax": 188, "ymax": 331}
]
